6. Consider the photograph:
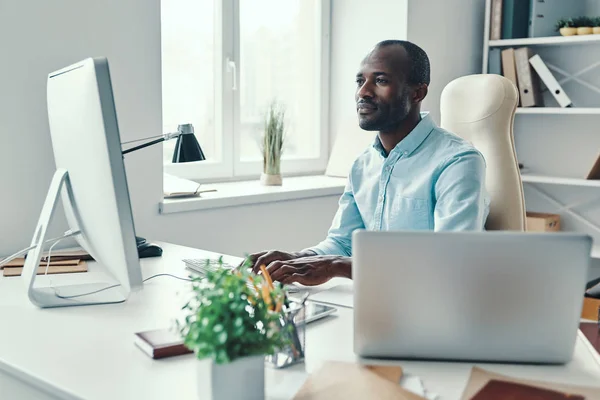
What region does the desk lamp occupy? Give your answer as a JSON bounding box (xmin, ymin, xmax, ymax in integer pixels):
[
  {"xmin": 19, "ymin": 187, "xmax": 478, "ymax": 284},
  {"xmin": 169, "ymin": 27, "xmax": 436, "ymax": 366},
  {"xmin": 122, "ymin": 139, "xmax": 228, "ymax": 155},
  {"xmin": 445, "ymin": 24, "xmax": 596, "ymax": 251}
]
[{"xmin": 122, "ymin": 123, "xmax": 205, "ymax": 257}]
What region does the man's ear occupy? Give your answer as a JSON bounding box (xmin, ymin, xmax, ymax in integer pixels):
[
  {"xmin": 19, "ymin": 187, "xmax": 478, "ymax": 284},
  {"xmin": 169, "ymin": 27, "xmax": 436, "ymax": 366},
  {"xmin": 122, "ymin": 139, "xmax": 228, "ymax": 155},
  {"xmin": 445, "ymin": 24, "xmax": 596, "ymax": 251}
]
[{"xmin": 412, "ymin": 84, "xmax": 428, "ymax": 104}]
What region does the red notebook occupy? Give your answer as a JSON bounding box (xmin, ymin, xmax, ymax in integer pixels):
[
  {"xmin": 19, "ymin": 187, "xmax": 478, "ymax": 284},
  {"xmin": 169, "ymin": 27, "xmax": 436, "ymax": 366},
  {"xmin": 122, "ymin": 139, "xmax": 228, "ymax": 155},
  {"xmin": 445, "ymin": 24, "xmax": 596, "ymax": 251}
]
[
  {"xmin": 471, "ymin": 379, "xmax": 585, "ymax": 400},
  {"xmin": 134, "ymin": 328, "xmax": 193, "ymax": 359}
]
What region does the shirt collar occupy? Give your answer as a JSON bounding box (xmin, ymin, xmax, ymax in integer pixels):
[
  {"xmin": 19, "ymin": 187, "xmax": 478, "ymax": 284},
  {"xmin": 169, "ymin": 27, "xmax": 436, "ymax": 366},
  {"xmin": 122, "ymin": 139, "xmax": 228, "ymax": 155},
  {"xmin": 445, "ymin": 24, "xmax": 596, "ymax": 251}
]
[{"xmin": 372, "ymin": 112, "xmax": 435, "ymax": 158}]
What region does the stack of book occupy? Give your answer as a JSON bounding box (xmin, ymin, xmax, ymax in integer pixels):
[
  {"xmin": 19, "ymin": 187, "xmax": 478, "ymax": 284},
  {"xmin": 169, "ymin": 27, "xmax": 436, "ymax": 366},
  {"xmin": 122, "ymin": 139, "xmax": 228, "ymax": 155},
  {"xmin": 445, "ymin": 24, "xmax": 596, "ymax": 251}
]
[{"xmin": 1, "ymin": 249, "xmax": 92, "ymax": 277}]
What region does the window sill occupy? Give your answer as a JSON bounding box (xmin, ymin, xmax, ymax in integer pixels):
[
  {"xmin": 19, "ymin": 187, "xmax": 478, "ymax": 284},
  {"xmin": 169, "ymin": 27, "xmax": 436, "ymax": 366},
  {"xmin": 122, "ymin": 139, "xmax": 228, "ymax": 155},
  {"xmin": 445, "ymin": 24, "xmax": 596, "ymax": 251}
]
[{"xmin": 159, "ymin": 175, "xmax": 346, "ymax": 214}]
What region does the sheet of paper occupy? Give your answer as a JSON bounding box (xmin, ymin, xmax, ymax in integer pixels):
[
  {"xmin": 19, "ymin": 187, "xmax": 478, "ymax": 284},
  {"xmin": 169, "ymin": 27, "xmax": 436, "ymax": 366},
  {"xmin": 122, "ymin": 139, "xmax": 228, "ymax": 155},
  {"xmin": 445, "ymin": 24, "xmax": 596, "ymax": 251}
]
[{"xmin": 307, "ymin": 281, "xmax": 354, "ymax": 308}]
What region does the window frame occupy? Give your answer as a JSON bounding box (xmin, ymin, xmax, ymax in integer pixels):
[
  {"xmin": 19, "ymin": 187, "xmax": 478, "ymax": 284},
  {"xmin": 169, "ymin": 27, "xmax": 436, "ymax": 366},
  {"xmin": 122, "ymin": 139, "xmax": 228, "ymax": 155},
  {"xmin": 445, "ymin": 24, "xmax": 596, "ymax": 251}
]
[{"xmin": 163, "ymin": 0, "xmax": 331, "ymax": 183}]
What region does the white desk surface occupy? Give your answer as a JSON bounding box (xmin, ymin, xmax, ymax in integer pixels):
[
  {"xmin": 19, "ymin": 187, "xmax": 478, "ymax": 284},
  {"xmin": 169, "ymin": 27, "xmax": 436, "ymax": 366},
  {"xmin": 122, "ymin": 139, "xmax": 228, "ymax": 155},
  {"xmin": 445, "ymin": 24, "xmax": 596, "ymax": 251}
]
[{"xmin": 0, "ymin": 241, "xmax": 599, "ymax": 400}]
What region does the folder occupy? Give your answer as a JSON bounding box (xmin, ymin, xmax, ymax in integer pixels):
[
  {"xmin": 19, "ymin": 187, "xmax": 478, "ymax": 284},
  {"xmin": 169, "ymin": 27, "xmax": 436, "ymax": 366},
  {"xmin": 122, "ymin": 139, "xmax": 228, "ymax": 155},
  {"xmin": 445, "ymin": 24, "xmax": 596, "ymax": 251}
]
[
  {"xmin": 501, "ymin": 48, "xmax": 519, "ymax": 106},
  {"xmin": 528, "ymin": 0, "xmax": 586, "ymax": 38},
  {"xmin": 529, "ymin": 54, "xmax": 572, "ymax": 108},
  {"xmin": 488, "ymin": 49, "xmax": 502, "ymax": 75},
  {"xmin": 489, "ymin": 0, "xmax": 503, "ymax": 40},
  {"xmin": 501, "ymin": 0, "xmax": 530, "ymax": 39},
  {"xmin": 514, "ymin": 47, "xmax": 543, "ymax": 107}
]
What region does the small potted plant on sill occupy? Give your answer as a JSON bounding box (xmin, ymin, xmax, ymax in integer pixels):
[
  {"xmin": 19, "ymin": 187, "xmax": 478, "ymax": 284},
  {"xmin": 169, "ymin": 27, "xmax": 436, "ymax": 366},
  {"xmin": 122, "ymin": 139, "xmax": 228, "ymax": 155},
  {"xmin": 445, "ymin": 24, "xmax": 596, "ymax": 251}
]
[
  {"xmin": 260, "ymin": 101, "xmax": 286, "ymax": 186},
  {"xmin": 593, "ymin": 17, "xmax": 600, "ymax": 34},
  {"xmin": 178, "ymin": 259, "xmax": 290, "ymax": 400},
  {"xmin": 555, "ymin": 18, "xmax": 577, "ymax": 36},
  {"xmin": 574, "ymin": 16, "xmax": 593, "ymax": 35}
]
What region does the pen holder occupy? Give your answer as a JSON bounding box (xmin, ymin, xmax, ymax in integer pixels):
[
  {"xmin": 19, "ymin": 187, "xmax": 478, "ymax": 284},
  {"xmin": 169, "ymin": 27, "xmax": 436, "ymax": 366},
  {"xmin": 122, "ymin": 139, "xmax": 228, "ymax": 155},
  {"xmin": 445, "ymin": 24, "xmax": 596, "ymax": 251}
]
[{"xmin": 265, "ymin": 302, "xmax": 306, "ymax": 369}]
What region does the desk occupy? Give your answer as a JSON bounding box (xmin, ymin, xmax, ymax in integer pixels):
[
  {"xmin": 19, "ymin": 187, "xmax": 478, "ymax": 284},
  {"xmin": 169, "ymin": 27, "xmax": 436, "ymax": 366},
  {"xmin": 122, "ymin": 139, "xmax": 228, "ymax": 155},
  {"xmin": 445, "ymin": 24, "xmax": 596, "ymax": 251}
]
[{"xmin": 0, "ymin": 242, "xmax": 599, "ymax": 400}]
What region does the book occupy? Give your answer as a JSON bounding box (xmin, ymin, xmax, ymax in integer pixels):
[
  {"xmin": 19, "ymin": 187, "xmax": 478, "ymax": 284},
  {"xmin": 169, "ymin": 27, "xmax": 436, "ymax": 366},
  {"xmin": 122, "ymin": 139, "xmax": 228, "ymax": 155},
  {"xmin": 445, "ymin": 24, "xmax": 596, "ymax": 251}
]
[
  {"xmin": 0, "ymin": 257, "xmax": 80, "ymax": 269},
  {"xmin": 488, "ymin": 48, "xmax": 502, "ymax": 75},
  {"xmin": 134, "ymin": 328, "xmax": 193, "ymax": 359},
  {"xmin": 3, "ymin": 262, "xmax": 88, "ymax": 277},
  {"xmin": 163, "ymin": 173, "xmax": 216, "ymax": 199},
  {"xmin": 460, "ymin": 367, "xmax": 600, "ymax": 399},
  {"xmin": 470, "ymin": 379, "xmax": 585, "ymax": 400}
]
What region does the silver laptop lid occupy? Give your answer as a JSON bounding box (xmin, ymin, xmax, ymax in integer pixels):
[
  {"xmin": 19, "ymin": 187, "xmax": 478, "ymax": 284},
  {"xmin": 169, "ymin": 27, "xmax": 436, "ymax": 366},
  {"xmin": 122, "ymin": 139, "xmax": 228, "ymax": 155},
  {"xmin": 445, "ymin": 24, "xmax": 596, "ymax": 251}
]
[{"xmin": 352, "ymin": 230, "xmax": 592, "ymax": 364}]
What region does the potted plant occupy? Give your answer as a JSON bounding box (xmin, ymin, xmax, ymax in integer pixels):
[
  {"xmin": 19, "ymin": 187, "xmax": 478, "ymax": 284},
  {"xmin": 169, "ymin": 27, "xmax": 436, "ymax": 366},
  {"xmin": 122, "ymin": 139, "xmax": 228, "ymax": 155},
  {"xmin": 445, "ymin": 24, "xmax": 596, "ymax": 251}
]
[
  {"xmin": 574, "ymin": 16, "xmax": 593, "ymax": 35},
  {"xmin": 178, "ymin": 259, "xmax": 290, "ymax": 400},
  {"xmin": 260, "ymin": 101, "xmax": 285, "ymax": 186},
  {"xmin": 555, "ymin": 18, "xmax": 577, "ymax": 36},
  {"xmin": 593, "ymin": 17, "xmax": 600, "ymax": 34}
]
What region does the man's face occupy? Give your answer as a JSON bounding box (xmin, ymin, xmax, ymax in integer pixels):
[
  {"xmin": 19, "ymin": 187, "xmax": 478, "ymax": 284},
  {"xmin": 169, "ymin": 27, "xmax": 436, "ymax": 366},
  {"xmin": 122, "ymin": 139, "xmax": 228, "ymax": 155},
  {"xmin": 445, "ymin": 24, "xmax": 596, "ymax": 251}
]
[{"xmin": 355, "ymin": 46, "xmax": 413, "ymax": 132}]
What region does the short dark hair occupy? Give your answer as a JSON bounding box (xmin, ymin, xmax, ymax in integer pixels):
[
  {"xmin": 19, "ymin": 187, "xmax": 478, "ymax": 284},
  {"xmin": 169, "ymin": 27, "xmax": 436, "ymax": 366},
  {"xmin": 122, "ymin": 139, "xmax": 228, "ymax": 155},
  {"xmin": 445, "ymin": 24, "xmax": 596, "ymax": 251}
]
[{"xmin": 376, "ymin": 40, "xmax": 430, "ymax": 86}]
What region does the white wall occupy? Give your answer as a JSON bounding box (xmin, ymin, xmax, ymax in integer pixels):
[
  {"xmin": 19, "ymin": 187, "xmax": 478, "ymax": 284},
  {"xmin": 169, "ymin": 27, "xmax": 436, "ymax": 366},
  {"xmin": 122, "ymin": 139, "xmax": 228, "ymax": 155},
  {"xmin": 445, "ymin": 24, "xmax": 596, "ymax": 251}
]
[
  {"xmin": 0, "ymin": 0, "xmax": 339, "ymax": 259},
  {"xmin": 406, "ymin": 0, "xmax": 486, "ymax": 124},
  {"xmin": 328, "ymin": 0, "xmax": 409, "ymax": 146},
  {"xmin": 0, "ymin": 0, "xmax": 163, "ymax": 256}
]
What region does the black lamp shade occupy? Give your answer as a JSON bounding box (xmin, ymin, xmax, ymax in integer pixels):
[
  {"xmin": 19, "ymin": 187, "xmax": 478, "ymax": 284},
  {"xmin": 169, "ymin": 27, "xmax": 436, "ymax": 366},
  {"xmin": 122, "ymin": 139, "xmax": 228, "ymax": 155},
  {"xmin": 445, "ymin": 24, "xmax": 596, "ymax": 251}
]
[{"xmin": 172, "ymin": 133, "xmax": 205, "ymax": 163}]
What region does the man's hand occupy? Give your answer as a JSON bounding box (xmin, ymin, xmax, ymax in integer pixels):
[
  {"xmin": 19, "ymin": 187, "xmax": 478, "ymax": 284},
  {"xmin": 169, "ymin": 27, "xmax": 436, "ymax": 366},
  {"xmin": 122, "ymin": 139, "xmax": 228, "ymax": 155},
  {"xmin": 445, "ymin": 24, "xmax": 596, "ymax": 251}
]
[
  {"xmin": 242, "ymin": 250, "xmax": 316, "ymax": 274},
  {"xmin": 265, "ymin": 255, "xmax": 352, "ymax": 286}
]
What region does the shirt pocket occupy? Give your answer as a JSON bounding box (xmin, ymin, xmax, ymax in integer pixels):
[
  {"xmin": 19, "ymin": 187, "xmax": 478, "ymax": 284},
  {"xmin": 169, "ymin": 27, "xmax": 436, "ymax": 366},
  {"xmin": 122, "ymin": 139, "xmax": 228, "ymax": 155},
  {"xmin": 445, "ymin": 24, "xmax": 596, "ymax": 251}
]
[{"xmin": 387, "ymin": 196, "xmax": 430, "ymax": 231}]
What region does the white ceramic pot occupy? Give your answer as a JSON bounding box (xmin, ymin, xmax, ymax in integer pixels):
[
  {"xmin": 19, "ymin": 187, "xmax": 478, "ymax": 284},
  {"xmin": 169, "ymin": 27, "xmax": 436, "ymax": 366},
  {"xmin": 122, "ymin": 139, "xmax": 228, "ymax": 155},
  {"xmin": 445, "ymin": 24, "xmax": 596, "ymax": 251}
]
[
  {"xmin": 260, "ymin": 172, "xmax": 282, "ymax": 186},
  {"xmin": 197, "ymin": 355, "xmax": 265, "ymax": 400}
]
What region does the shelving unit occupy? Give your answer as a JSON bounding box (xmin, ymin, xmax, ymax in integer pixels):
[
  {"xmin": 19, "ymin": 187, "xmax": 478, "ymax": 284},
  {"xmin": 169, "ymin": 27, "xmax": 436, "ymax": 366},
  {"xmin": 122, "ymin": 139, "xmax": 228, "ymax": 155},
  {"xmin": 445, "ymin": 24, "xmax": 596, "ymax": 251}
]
[
  {"xmin": 489, "ymin": 34, "xmax": 600, "ymax": 48},
  {"xmin": 483, "ymin": 0, "xmax": 600, "ymax": 261},
  {"xmin": 516, "ymin": 107, "xmax": 600, "ymax": 115},
  {"xmin": 521, "ymin": 174, "xmax": 600, "ymax": 188}
]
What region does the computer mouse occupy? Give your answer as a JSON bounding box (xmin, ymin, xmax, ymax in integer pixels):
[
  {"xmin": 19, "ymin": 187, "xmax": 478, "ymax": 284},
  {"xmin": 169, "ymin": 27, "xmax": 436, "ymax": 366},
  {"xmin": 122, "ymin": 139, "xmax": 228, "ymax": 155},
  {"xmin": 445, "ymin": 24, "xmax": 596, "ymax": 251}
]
[{"xmin": 137, "ymin": 242, "xmax": 163, "ymax": 258}]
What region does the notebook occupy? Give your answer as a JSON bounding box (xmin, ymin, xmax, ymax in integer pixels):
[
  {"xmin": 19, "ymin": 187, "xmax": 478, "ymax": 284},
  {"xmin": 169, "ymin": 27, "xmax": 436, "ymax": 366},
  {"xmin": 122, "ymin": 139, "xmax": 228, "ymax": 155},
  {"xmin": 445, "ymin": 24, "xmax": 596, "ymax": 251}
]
[{"xmin": 134, "ymin": 328, "xmax": 193, "ymax": 359}]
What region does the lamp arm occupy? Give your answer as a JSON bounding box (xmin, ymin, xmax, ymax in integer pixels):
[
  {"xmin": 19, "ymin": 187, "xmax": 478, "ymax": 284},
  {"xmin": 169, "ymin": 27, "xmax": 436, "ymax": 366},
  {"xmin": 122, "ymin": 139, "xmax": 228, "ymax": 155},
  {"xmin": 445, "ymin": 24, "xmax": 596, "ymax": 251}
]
[{"xmin": 121, "ymin": 131, "xmax": 180, "ymax": 155}]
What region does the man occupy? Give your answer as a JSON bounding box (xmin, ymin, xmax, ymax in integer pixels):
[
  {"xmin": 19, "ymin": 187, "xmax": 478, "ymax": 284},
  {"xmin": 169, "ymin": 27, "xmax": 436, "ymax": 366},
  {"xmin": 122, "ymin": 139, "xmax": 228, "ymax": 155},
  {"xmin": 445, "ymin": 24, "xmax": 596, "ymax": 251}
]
[{"xmin": 246, "ymin": 40, "xmax": 490, "ymax": 286}]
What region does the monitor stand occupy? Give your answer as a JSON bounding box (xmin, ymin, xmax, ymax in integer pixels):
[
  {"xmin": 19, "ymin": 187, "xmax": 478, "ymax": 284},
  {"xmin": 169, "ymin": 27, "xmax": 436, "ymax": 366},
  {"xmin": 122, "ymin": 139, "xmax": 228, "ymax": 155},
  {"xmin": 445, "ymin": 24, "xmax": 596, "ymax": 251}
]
[{"xmin": 23, "ymin": 168, "xmax": 127, "ymax": 308}]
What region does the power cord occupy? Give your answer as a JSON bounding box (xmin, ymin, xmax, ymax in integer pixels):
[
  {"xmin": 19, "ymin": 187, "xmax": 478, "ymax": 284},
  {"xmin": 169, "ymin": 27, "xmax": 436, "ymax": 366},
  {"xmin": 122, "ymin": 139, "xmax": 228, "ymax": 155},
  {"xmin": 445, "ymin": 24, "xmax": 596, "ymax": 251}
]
[{"xmin": 53, "ymin": 273, "xmax": 193, "ymax": 299}]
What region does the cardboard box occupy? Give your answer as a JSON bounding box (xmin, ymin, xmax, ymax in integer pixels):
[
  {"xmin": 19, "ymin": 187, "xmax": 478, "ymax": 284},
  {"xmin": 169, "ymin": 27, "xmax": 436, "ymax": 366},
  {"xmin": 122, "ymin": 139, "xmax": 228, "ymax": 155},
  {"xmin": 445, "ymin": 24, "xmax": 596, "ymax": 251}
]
[
  {"xmin": 581, "ymin": 297, "xmax": 600, "ymax": 321},
  {"xmin": 526, "ymin": 212, "xmax": 560, "ymax": 232}
]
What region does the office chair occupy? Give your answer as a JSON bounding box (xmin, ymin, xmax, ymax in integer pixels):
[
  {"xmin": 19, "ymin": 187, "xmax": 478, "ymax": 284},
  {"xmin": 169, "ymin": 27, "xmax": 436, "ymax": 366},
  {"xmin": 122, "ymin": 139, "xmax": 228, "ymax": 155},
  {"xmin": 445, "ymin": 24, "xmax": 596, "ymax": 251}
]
[{"xmin": 440, "ymin": 74, "xmax": 526, "ymax": 231}]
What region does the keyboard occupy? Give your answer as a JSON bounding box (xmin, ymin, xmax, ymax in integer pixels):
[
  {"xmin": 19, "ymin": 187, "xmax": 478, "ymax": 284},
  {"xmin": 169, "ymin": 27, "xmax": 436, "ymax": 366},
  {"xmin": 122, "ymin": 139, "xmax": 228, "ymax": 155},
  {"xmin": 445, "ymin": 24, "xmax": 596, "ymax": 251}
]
[{"xmin": 182, "ymin": 258, "xmax": 299, "ymax": 293}]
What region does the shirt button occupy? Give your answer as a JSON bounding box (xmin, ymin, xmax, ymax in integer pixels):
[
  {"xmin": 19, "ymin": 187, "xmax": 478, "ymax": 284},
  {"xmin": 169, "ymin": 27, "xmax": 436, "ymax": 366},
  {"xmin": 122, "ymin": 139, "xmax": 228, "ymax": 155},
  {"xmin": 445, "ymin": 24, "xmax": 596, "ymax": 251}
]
[{"xmin": 403, "ymin": 151, "xmax": 408, "ymax": 155}]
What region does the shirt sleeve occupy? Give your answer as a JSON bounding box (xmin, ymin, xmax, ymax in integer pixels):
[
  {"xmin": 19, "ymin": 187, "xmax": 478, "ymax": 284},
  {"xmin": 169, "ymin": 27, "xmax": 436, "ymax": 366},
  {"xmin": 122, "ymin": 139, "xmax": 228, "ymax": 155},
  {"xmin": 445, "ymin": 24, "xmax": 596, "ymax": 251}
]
[
  {"xmin": 433, "ymin": 151, "xmax": 489, "ymax": 231},
  {"xmin": 303, "ymin": 175, "xmax": 365, "ymax": 257}
]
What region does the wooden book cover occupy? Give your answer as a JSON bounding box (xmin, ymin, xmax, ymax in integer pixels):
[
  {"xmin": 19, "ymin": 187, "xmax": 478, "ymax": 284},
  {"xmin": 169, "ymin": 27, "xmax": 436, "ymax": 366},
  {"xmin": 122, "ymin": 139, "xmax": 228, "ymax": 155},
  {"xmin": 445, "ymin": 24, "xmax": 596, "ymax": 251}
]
[{"xmin": 1, "ymin": 258, "xmax": 80, "ymax": 269}]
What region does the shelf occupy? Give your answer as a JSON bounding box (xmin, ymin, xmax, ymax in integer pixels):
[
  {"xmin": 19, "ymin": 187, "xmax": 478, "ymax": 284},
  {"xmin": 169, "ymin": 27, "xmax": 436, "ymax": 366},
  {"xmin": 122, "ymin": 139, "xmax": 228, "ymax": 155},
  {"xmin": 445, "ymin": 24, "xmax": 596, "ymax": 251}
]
[
  {"xmin": 521, "ymin": 174, "xmax": 600, "ymax": 188},
  {"xmin": 516, "ymin": 107, "xmax": 600, "ymax": 115},
  {"xmin": 489, "ymin": 34, "xmax": 600, "ymax": 47}
]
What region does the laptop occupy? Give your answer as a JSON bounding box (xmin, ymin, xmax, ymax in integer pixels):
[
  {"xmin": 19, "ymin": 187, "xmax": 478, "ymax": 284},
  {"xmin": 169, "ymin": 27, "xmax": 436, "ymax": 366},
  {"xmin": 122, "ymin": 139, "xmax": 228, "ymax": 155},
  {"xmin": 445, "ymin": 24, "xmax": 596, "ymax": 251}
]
[{"xmin": 352, "ymin": 230, "xmax": 592, "ymax": 364}]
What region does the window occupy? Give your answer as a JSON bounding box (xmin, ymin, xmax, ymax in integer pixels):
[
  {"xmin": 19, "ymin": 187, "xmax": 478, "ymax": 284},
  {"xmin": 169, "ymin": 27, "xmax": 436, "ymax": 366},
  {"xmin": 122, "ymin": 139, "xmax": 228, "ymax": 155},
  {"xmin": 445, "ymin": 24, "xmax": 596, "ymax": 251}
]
[{"xmin": 161, "ymin": 0, "xmax": 330, "ymax": 182}]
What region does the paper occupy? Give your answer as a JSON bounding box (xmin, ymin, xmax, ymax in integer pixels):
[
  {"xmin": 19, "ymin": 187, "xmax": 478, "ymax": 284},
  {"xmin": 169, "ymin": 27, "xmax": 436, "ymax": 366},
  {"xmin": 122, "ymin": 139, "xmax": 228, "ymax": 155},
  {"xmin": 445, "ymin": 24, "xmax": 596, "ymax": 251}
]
[
  {"xmin": 163, "ymin": 173, "xmax": 206, "ymax": 198},
  {"xmin": 400, "ymin": 373, "xmax": 439, "ymax": 400},
  {"xmin": 309, "ymin": 282, "xmax": 354, "ymax": 309}
]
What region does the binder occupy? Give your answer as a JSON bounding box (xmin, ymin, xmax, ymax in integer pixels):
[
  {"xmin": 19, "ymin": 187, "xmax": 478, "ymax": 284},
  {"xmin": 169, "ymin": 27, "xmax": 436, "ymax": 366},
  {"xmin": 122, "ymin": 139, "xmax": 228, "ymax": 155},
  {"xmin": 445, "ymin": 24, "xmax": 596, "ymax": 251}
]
[
  {"xmin": 489, "ymin": 0, "xmax": 503, "ymax": 40},
  {"xmin": 501, "ymin": 48, "xmax": 520, "ymax": 106},
  {"xmin": 514, "ymin": 47, "xmax": 543, "ymax": 107},
  {"xmin": 501, "ymin": 0, "xmax": 531, "ymax": 39},
  {"xmin": 529, "ymin": 0, "xmax": 586, "ymax": 38},
  {"xmin": 528, "ymin": 54, "xmax": 572, "ymax": 108},
  {"xmin": 488, "ymin": 49, "xmax": 502, "ymax": 75}
]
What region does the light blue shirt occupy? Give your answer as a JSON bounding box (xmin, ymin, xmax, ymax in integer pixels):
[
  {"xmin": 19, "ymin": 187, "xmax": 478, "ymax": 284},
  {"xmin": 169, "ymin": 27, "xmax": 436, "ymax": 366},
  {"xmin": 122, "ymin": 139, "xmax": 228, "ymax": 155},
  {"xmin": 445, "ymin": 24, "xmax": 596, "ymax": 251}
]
[{"xmin": 307, "ymin": 113, "xmax": 490, "ymax": 257}]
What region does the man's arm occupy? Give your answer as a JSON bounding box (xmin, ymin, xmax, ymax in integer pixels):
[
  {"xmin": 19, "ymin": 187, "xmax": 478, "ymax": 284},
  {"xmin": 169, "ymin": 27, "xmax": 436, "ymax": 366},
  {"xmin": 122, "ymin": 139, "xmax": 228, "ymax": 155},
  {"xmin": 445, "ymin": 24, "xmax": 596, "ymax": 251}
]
[
  {"xmin": 303, "ymin": 175, "xmax": 365, "ymax": 256},
  {"xmin": 433, "ymin": 151, "xmax": 489, "ymax": 231}
]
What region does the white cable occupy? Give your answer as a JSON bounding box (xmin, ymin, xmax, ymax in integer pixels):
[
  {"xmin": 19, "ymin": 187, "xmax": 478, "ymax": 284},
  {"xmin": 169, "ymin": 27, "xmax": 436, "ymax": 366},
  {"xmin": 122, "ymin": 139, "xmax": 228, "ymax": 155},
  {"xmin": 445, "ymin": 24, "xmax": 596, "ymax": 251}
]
[
  {"xmin": 44, "ymin": 237, "xmax": 64, "ymax": 294},
  {"xmin": 53, "ymin": 273, "xmax": 193, "ymax": 299},
  {"xmin": 0, "ymin": 229, "xmax": 81, "ymax": 269}
]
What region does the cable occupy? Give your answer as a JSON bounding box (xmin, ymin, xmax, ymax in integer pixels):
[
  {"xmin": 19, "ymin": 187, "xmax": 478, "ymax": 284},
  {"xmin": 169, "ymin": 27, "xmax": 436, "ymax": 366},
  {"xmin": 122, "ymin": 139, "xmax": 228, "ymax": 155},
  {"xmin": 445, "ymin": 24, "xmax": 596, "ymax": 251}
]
[
  {"xmin": 0, "ymin": 229, "xmax": 81, "ymax": 268},
  {"xmin": 53, "ymin": 273, "xmax": 193, "ymax": 299},
  {"xmin": 43, "ymin": 236, "xmax": 65, "ymax": 292},
  {"xmin": 120, "ymin": 134, "xmax": 166, "ymax": 146}
]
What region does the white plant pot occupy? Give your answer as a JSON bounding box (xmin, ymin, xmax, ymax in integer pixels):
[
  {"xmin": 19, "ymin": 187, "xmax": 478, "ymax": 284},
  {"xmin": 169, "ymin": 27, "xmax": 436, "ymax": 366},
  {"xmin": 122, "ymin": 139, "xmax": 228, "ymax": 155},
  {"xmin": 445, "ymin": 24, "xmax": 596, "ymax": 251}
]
[
  {"xmin": 197, "ymin": 355, "xmax": 265, "ymax": 400},
  {"xmin": 260, "ymin": 172, "xmax": 282, "ymax": 186}
]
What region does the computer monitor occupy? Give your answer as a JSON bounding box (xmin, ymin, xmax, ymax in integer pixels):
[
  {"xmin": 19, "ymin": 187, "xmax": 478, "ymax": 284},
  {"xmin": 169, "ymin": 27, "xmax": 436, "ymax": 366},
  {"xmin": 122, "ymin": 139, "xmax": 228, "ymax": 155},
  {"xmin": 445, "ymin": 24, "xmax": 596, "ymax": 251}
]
[{"xmin": 22, "ymin": 57, "xmax": 142, "ymax": 308}]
